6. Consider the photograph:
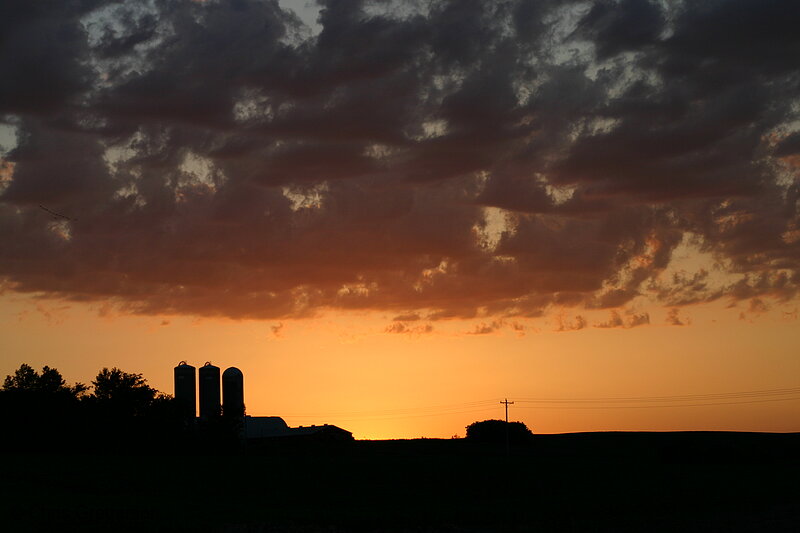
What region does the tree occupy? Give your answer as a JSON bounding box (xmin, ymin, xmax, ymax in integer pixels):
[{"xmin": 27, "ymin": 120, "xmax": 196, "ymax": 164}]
[
  {"xmin": 1, "ymin": 364, "xmax": 187, "ymax": 452},
  {"xmin": 0, "ymin": 364, "xmax": 88, "ymax": 451},
  {"xmin": 2, "ymin": 363, "xmax": 38, "ymax": 390},
  {"xmin": 86, "ymin": 367, "xmax": 188, "ymax": 450},
  {"xmin": 2, "ymin": 363, "xmax": 87, "ymax": 397},
  {"xmin": 90, "ymin": 367, "xmax": 158, "ymax": 416},
  {"xmin": 465, "ymin": 419, "xmax": 534, "ymax": 444}
]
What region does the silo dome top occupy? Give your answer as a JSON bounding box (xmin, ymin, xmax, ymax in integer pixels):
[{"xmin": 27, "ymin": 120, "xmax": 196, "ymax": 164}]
[{"xmin": 223, "ymin": 367, "xmax": 243, "ymax": 378}]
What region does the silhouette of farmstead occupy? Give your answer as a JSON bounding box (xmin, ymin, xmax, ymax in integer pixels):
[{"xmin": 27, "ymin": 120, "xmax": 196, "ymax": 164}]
[{"xmin": 174, "ymin": 361, "xmax": 353, "ymax": 443}]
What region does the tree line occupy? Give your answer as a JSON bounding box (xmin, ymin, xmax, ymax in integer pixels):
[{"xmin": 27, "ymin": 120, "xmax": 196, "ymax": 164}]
[{"xmin": 0, "ymin": 363, "xmax": 235, "ymax": 452}]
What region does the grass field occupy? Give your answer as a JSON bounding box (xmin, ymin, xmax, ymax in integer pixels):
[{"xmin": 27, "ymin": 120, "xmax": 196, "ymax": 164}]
[{"xmin": 2, "ymin": 432, "xmax": 799, "ymax": 532}]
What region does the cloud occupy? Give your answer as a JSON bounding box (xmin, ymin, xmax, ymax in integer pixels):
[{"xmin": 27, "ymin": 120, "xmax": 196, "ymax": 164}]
[
  {"xmin": 576, "ymin": 0, "xmax": 665, "ymax": 61},
  {"xmin": 0, "ymin": 0, "xmax": 797, "ymax": 321},
  {"xmin": 466, "ymin": 319, "xmax": 526, "ymax": 336},
  {"xmin": 467, "ymin": 322, "xmax": 499, "ymax": 335},
  {"xmin": 508, "ymin": 321, "xmax": 525, "ymax": 336},
  {"xmin": 666, "ymin": 308, "xmax": 689, "ymax": 327},
  {"xmin": 594, "ymin": 309, "xmax": 650, "ymax": 329},
  {"xmin": 626, "ymin": 312, "xmax": 650, "ymax": 328},
  {"xmin": 392, "ymin": 312, "xmax": 421, "ymax": 322},
  {"xmin": 555, "ymin": 314, "xmax": 587, "ymax": 332},
  {"xmin": 749, "ymin": 298, "xmax": 770, "ymax": 315},
  {"xmin": 775, "ymin": 132, "xmax": 800, "ymax": 158},
  {"xmin": 384, "ymin": 322, "xmax": 433, "ymax": 335},
  {"xmin": 738, "ymin": 297, "xmax": 770, "ymax": 321},
  {"xmin": 34, "ymin": 302, "xmax": 71, "ymax": 325},
  {"xmin": 595, "ymin": 310, "xmax": 624, "ymax": 329}
]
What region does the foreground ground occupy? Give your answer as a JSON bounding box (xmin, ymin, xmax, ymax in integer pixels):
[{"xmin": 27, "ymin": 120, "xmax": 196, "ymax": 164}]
[{"xmin": 2, "ymin": 432, "xmax": 799, "ymax": 532}]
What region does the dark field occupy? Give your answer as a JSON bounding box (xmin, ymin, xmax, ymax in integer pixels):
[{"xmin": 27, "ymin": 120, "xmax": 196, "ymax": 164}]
[{"xmin": 3, "ymin": 432, "xmax": 799, "ymax": 532}]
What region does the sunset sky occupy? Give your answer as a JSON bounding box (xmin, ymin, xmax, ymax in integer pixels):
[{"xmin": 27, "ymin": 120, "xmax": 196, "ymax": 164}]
[{"xmin": 1, "ymin": 0, "xmax": 799, "ymax": 439}]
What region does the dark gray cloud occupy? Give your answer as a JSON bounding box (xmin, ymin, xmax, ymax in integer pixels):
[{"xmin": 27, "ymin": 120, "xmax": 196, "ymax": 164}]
[
  {"xmin": 576, "ymin": 0, "xmax": 665, "ymax": 60},
  {"xmin": 0, "ymin": 0, "xmax": 798, "ymax": 320},
  {"xmin": 0, "ymin": 0, "xmax": 101, "ymax": 115},
  {"xmin": 775, "ymin": 132, "xmax": 800, "ymax": 158}
]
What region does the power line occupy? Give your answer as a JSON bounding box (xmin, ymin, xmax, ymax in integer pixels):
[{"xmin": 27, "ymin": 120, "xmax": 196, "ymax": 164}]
[
  {"xmin": 291, "ymin": 405, "xmax": 500, "ymax": 423},
  {"xmin": 514, "ymin": 387, "xmax": 800, "ymax": 404},
  {"xmin": 515, "ymin": 396, "xmax": 800, "ymax": 410},
  {"xmin": 271, "ymin": 387, "xmax": 800, "ymax": 421},
  {"xmin": 282, "ymin": 398, "xmax": 502, "ymax": 419}
]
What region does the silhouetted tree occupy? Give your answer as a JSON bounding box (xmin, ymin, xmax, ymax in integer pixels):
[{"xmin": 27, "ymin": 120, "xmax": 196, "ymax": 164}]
[
  {"xmin": 0, "ymin": 364, "xmax": 88, "ymax": 451},
  {"xmin": 3, "ymin": 363, "xmax": 87, "ymax": 397},
  {"xmin": 465, "ymin": 419, "xmax": 534, "ymax": 444},
  {"xmin": 83, "ymin": 367, "xmax": 187, "ymax": 450},
  {"xmin": 1, "ymin": 363, "xmax": 214, "ymax": 452},
  {"xmin": 91, "ymin": 367, "xmax": 158, "ymax": 416}
]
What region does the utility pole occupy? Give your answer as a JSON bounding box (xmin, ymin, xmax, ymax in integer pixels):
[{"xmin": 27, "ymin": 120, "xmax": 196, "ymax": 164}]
[
  {"xmin": 501, "ymin": 398, "xmax": 514, "ymax": 456},
  {"xmin": 501, "ymin": 398, "xmax": 514, "ymax": 423}
]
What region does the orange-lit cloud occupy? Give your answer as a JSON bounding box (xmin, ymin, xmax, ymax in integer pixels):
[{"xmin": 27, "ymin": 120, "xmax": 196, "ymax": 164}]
[
  {"xmin": 385, "ymin": 322, "xmax": 433, "ymax": 335},
  {"xmin": 666, "ymin": 308, "xmax": 689, "ymax": 326},
  {"xmin": 554, "ymin": 313, "xmax": 585, "ymax": 332}
]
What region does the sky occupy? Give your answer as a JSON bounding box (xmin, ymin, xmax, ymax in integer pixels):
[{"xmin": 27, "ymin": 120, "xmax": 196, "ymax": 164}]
[{"xmin": 1, "ymin": 0, "xmax": 799, "ymax": 439}]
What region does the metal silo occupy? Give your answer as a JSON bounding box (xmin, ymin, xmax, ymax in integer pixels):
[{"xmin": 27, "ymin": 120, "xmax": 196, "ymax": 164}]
[
  {"xmin": 198, "ymin": 362, "xmax": 221, "ymax": 419},
  {"xmin": 174, "ymin": 361, "xmax": 196, "ymax": 419},
  {"xmin": 222, "ymin": 367, "xmax": 245, "ymax": 418}
]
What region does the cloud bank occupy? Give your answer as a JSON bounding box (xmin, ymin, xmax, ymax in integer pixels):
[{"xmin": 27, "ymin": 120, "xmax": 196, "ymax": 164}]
[{"xmin": 1, "ymin": 0, "xmax": 798, "ymax": 320}]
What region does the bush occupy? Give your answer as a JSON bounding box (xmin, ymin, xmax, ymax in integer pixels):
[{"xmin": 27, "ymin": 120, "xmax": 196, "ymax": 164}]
[{"xmin": 465, "ymin": 419, "xmax": 534, "ymax": 444}]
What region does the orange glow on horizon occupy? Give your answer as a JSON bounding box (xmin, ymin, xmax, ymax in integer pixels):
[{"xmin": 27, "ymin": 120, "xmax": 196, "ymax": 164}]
[{"xmin": 1, "ymin": 293, "xmax": 799, "ymax": 439}]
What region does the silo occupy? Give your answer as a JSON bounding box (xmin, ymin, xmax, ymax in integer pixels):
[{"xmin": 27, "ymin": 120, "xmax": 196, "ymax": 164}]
[
  {"xmin": 222, "ymin": 367, "xmax": 245, "ymax": 418},
  {"xmin": 198, "ymin": 362, "xmax": 221, "ymax": 419},
  {"xmin": 173, "ymin": 361, "xmax": 196, "ymax": 419}
]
